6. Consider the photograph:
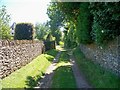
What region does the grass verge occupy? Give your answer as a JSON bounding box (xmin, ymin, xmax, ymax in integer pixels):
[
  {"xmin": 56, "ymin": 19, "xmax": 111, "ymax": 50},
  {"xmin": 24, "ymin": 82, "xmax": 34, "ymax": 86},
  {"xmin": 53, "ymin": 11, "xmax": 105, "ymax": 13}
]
[
  {"xmin": 51, "ymin": 51, "xmax": 77, "ymax": 88},
  {"xmin": 2, "ymin": 49, "xmax": 58, "ymax": 88},
  {"xmin": 73, "ymin": 47, "xmax": 120, "ymax": 88}
]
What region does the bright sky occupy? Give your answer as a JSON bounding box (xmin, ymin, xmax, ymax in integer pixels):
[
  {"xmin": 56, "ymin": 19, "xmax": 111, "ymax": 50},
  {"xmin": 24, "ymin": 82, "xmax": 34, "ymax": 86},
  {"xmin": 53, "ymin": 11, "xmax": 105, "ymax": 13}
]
[{"xmin": 0, "ymin": 0, "xmax": 51, "ymax": 25}]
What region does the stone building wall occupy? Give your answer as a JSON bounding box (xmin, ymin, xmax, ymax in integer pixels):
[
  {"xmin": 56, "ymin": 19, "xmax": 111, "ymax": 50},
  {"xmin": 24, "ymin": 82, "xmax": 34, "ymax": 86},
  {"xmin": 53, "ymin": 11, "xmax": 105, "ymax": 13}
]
[
  {"xmin": 0, "ymin": 40, "xmax": 44, "ymax": 79},
  {"xmin": 79, "ymin": 36, "xmax": 120, "ymax": 76}
]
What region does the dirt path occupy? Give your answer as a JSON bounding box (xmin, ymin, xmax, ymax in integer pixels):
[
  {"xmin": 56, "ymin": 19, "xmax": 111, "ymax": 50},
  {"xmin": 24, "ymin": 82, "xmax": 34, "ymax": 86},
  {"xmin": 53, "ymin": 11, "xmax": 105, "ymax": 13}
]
[
  {"xmin": 35, "ymin": 48, "xmax": 91, "ymax": 88},
  {"xmin": 35, "ymin": 51, "xmax": 61, "ymax": 88},
  {"xmin": 69, "ymin": 54, "xmax": 91, "ymax": 88}
]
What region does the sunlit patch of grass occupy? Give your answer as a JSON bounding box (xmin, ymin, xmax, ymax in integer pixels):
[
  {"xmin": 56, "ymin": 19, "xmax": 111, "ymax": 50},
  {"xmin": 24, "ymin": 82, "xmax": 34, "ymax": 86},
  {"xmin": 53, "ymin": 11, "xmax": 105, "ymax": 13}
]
[
  {"xmin": 56, "ymin": 45, "xmax": 66, "ymax": 51},
  {"xmin": 2, "ymin": 49, "xmax": 58, "ymax": 88},
  {"xmin": 59, "ymin": 41, "xmax": 64, "ymax": 47},
  {"xmin": 0, "ymin": 79, "xmax": 2, "ymax": 89},
  {"xmin": 44, "ymin": 54, "xmax": 54, "ymax": 62},
  {"xmin": 57, "ymin": 61, "xmax": 72, "ymax": 68}
]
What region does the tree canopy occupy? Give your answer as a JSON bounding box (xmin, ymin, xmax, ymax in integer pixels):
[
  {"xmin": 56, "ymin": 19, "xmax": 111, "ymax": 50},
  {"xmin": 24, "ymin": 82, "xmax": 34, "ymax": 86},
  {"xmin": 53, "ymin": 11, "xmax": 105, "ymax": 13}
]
[
  {"xmin": 35, "ymin": 23, "xmax": 50, "ymax": 40},
  {"xmin": 47, "ymin": 3, "xmax": 63, "ymax": 45},
  {"xmin": 47, "ymin": 2, "xmax": 120, "ymax": 47},
  {"xmin": 0, "ymin": 5, "xmax": 11, "ymax": 39}
]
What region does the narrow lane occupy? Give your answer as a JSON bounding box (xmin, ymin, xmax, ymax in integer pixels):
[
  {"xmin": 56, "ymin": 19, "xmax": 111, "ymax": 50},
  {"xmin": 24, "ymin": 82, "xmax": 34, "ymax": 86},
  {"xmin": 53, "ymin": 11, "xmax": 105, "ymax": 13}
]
[{"xmin": 36, "ymin": 47, "xmax": 91, "ymax": 88}]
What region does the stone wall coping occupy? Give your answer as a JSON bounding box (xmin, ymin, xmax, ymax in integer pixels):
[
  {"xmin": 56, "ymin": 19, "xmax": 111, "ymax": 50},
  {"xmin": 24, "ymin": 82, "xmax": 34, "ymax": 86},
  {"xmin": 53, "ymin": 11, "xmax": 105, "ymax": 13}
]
[{"xmin": 0, "ymin": 40, "xmax": 43, "ymax": 48}]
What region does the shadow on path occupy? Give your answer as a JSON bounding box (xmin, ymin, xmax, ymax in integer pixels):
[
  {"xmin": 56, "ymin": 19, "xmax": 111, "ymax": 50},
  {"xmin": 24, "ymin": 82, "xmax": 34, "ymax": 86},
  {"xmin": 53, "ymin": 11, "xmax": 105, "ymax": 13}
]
[{"xmin": 25, "ymin": 72, "xmax": 45, "ymax": 88}]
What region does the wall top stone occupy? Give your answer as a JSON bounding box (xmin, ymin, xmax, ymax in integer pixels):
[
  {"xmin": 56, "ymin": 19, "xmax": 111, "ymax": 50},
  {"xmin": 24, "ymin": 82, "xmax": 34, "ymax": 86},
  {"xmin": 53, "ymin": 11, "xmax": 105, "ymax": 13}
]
[{"xmin": 0, "ymin": 40, "xmax": 43, "ymax": 48}]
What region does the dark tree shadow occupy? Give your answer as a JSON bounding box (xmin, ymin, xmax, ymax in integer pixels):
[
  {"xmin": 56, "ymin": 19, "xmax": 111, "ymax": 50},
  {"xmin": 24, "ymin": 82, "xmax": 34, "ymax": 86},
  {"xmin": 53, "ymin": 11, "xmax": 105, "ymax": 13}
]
[
  {"xmin": 25, "ymin": 72, "xmax": 45, "ymax": 88},
  {"xmin": 43, "ymin": 49, "xmax": 59, "ymax": 62},
  {"xmin": 59, "ymin": 51, "xmax": 70, "ymax": 63},
  {"xmin": 45, "ymin": 49, "xmax": 58, "ymax": 57},
  {"xmin": 25, "ymin": 76, "xmax": 36, "ymax": 88}
]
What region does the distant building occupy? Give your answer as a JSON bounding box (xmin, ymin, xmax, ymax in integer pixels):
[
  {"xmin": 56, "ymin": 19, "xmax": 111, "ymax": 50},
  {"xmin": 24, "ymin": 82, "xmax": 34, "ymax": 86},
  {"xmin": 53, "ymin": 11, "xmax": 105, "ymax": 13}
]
[{"xmin": 10, "ymin": 22, "xmax": 16, "ymax": 36}]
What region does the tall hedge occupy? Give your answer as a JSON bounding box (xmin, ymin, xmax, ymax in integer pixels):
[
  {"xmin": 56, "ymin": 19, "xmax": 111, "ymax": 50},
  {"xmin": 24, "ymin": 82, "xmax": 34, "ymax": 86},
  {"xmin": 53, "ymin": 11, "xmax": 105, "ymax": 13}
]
[
  {"xmin": 76, "ymin": 3, "xmax": 93, "ymax": 44},
  {"xmin": 89, "ymin": 2, "xmax": 120, "ymax": 45},
  {"xmin": 14, "ymin": 23, "xmax": 33, "ymax": 40}
]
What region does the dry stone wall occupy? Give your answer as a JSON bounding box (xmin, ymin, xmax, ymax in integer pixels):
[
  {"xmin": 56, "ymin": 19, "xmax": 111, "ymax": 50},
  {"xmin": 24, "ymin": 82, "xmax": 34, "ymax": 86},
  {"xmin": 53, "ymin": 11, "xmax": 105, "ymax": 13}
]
[
  {"xmin": 0, "ymin": 40, "xmax": 44, "ymax": 79},
  {"xmin": 79, "ymin": 36, "xmax": 120, "ymax": 76}
]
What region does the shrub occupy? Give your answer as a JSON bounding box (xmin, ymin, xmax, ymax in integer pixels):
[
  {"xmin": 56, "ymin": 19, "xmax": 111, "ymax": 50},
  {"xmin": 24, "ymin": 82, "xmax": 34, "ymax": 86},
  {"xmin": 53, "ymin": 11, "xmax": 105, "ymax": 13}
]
[
  {"xmin": 14, "ymin": 23, "xmax": 34, "ymax": 40},
  {"xmin": 44, "ymin": 34, "xmax": 56, "ymax": 51},
  {"xmin": 44, "ymin": 41, "xmax": 55, "ymax": 51}
]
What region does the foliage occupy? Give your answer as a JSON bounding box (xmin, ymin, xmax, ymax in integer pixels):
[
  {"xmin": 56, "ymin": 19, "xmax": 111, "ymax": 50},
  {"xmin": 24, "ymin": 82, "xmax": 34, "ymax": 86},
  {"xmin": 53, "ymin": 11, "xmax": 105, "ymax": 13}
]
[
  {"xmin": 45, "ymin": 49, "xmax": 58, "ymax": 57},
  {"xmin": 0, "ymin": 5, "xmax": 11, "ymax": 39},
  {"xmin": 48, "ymin": 2, "xmax": 93, "ymax": 46},
  {"xmin": 91, "ymin": 22, "xmax": 107, "ymax": 45},
  {"xmin": 47, "ymin": 2, "xmax": 65, "ymax": 29},
  {"xmin": 47, "ymin": 2, "xmax": 120, "ymax": 47},
  {"xmin": 59, "ymin": 41, "xmax": 64, "ymax": 47},
  {"xmin": 76, "ymin": 3, "xmax": 93, "ymax": 44},
  {"xmin": 53, "ymin": 2, "xmax": 81, "ymax": 47},
  {"xmin": 52, "ymin": 29, "xmax": 62, "ymax": 45},
  {"xmin": 73, "ymin": 47, "xmax": 120, "ymax": 88},
  {"xmin": 44, "ymin": 41, "xmax": 56, "ymax": 51},
  {"xmin": 14, "ymin": 23, "xmax": 34, "ymax": 40},
  {"xmin": 44, "ymin": 33, "xmax": 56, "ymax": 51},
  {"xmin": 89, "ymin": 2, "xmax": 120, "ymax": 45},
  {"xmin": 54, "ymin": 3, "xmax": 93, "ymax": 45},
  {"xmin": 47, "ymin": 3, "xmax": 63, "ymax": 45},
  {"xmin": 63, "ymin": 22, "xmax": 77, "ymax": 48},
  {"xmin": 56, "ymin": 2, "xmax": 80, "ymax": 23},
  {"xmin": 35, "ymin": 23, "xmax": 49, "ymax": 40},
  {"xmin": 46, "ymin": 33, "xmax": 55, "ymax": 41}
]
